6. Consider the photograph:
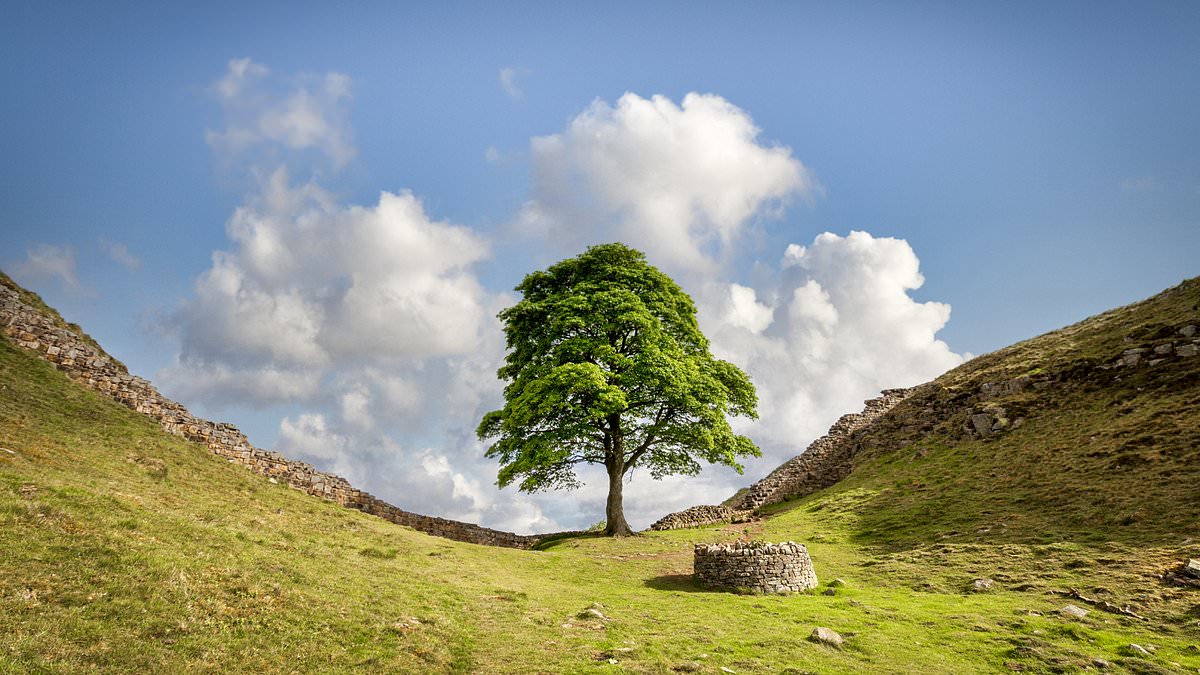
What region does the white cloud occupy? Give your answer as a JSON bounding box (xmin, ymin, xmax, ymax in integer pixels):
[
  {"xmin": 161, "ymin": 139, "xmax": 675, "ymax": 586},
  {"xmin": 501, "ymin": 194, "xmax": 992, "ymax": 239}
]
[
  {"xmin": 207, "ymin": 58, "xmax": 356, "ymax": 169},
  {"xmin": 98, "ymin": 238, "xmax": 141, "ymax": 271},
  {"xmin": 159, "ymin": 360, "xmax": 322, "ymax": 409},
  {"xmin": 517, "ymin": 92, "xmax": 817, "ymax": 275},
  {"xmin": 11, "ymin": 244, "xmax": 92, "ymax": 296},
  {"xmin": 499, "ymin": 67, "xmax": 522, "ymax": 99},
  {"xmin": 171, "ymin": 167, "xmax": 491, "ymax": 386},
  {"xmin": 699, "ymin": 231, "xmax": 964, "ymax": 456}
]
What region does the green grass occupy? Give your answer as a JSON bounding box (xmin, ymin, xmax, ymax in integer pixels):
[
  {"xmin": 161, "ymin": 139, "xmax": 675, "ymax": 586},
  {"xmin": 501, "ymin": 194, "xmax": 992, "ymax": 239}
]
[{"xmin": 2, "ymin": 279, "xmax": 1200, "ymax": 672}]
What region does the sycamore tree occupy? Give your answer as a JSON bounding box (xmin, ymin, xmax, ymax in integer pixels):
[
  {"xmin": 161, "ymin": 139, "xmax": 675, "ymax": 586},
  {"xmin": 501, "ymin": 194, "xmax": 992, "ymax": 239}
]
[{"xmin": 477, "ymin": 243, "xmax": 759, "ymax": 536}]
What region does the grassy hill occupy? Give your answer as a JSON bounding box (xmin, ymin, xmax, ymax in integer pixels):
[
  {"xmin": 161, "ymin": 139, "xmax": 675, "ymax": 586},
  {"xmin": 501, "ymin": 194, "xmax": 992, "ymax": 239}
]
[{"xmin": 2, "ymin": 278, "xmax": 1199, "ymax": 673}]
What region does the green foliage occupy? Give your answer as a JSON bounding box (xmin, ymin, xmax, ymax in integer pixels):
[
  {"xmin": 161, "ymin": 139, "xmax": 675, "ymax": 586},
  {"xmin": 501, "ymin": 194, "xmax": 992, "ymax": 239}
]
[{"xmin": 477, "ymin": 243, "xmax": 760, "ymax": 498}]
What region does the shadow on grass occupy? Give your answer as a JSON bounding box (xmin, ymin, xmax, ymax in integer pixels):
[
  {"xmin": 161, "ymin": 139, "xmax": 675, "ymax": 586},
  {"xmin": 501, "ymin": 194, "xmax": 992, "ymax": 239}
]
[{"xmin": 643, "ymin": 573, "xmax": 725, "ymax": 594}]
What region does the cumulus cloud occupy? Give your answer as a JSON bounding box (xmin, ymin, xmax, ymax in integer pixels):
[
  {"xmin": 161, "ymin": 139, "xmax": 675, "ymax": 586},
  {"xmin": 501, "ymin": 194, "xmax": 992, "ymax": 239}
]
[
  {"xmin": 98, "ymin": 238, "xmax": 141, "ymax": 270},
  {"xmin": 517, "ymin": 92, "xmax": 817, "ymax": 274},
  {"xmin": 166, "ymin": 168, "xmax": 491, "ymax": 405},
  {"xmin": 699, "ymin": 231, "xmax": 964, "ymax": 458},
  {"xmin": 207, "ymin": 58, "xmax": 356, "ymax": 169},
  {"xmin": 275, "ymin": 405, "xmax": 562, "ymax": 534},
  {"xmin": 10, "ymin": 244, "xmax": 93, "ymax": 296}
]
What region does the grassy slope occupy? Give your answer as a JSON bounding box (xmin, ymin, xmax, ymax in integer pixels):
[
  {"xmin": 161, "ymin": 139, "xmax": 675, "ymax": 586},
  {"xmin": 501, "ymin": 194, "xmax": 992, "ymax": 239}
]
[{"xmin": 2, "ymin": 279, "xmax": 1199, "ymax": 673}]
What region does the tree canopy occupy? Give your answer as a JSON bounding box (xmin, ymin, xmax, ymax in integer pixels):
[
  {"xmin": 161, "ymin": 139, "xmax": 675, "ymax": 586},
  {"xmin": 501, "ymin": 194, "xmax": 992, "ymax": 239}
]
[{"xmin": 477, "ymin": 243, "xmax": 759, "ymax": 536}]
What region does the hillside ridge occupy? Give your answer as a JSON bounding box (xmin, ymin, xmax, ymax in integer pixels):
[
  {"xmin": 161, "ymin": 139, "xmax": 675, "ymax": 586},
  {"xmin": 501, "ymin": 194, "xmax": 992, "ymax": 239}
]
[
  {"xmin": 0, "ymin": 271, "xmax": 545, "ymax": 548},
  {"xmin": 654, "ymin": 277, "xmax": 1200, "ymax": 533}
]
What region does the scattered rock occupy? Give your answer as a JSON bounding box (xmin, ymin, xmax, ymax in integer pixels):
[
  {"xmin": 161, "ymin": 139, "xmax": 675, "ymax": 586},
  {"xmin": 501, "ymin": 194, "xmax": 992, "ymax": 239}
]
[
  {"xmin": 1092, "ymin": 657, "xmax": 1110, "ymax": 669},
  {"xmin": 672, "ymin": 662, "xmax": 702, "ymax": 673},
  {"xmin": 1060, "ymin": 604, "xmax": 1089, "ymax": 619},
  {"xmin": 1185, "ymin": 559, "xmax": 1200, "ymax": 579},
  {"xmin": 969, "ymin": 413, "xmax": 993, "ymax": 435},
  {"xmin": 577, "ymin": 608, "xmax": 607, "ymax": 620},
  {"xmin": 1181, "ymin": 325, "xmax": 1198, "ymax": 337},
  {"xmin": 822, "ymin": 588, "xmax": 836, "ymax": 596},
  {"xmin": 1154, "ymin": 343, "xmax": 1174, "ymax": 355},
  {"xmin": 1179, "ymin": 344, "xmax": 1200, "ymax": 357},
  {"xmin": 828, "ymin": 578, "xmax": 847, "ymax": 588},
  {"xmin": 720, "ymin": 668, "xmax": 737, "ymax": 674},
  {"xmin": 809, "ymin": 627, "xmax": 844, "ymax": 648},
  {"xmin": 1126, "ymin": 644, "xmax": 1151, "ymax": 656},
  {"xmin": 973, "ymin": 578, "xmax": 996, "ymax": 593}
]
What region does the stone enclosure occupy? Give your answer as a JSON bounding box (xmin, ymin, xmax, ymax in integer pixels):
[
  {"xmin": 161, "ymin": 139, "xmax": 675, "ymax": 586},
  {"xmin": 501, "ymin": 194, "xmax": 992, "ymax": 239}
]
[{"xmin": 693, "ymin": 541, "xmax": 818, "ymax": 594}]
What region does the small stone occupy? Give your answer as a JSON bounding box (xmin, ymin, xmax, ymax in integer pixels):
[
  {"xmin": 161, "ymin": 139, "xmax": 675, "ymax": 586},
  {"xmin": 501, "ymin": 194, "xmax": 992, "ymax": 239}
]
[
  {"xmin": 823, "ymin": 588, "xmax": 836, "ymax": 596},
  {"xmin": 829, "ymin": 578, "xmax": 847, "ymax": 587},
  {"xmin": 1178, "ymin": 344, "xmax": 1200, "ymax": 357},
  {"xmin": 672, "ymin": 663, "xmax": 702, "ymax": 673},
  {"xmin": 972, "ymin": 578, "xmax": 995, "ymax": 592},
  {"xmin": 1060, "ymin": 604, "xmax": 1089, "ymax": 619},
  {"xmin": 1181, "ymin": 325, "xmax": 1198, "ymax": 337},
  {"xmin": 1091, "ymin": 658, "xmax": 1110, "ymax": 669},
  {"xmin": 1154, "ymin": 343, "xmax": 1174, "ymax": 355},
  {"xmin": 577, "ymin": 608, "xmax": 607, "ymax": 620},
  {"xmin": 720, "ymin": 668, "xmax": 737, "ymax": 674},
  {"xmin": 809, "ymin": 627, "xmax": 844, "ymax": 648},
  {"xmin": 969, "ymin": 413, "xmax": 993, "ymax": 435},
  {"xmin": 1185, "ymin": 559, "xmax": 1200, "ymax": 578},
  {"xmin": 1127, "ymin": 644, "xmax": 1150, "ymax": 656}
]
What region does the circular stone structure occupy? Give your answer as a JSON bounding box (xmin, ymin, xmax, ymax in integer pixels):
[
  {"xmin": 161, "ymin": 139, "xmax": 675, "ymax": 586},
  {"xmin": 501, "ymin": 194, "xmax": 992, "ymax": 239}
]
[{"xmin": 693, "ymin": 541, "xmax": 818, "ymax": 594}]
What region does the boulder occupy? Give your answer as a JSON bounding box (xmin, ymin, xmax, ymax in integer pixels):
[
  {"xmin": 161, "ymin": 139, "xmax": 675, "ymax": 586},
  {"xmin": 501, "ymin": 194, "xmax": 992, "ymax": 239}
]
[
  {"xmin": 1184, "ymin": 559, "xmax": 1200, "ymax": 579},
  {"xmin": 809, "ymin": 627, "xmax": 844, "ymax": 648},
  {"xmin": 1060, "ymin": 604, "xmax": 1089, "ymax": 619},
  {"xmin": 972, "ymin": 578, "xmax": 995, "ymax": 593},
  {"xmin": 969, "ymin": 413, "xmax": 993, "ymax": 435}
]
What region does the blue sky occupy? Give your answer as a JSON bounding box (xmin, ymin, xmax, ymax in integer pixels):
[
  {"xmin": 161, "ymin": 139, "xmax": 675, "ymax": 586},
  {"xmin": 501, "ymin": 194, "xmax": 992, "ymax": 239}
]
[{"xmin": 3, "ymin": 2, "xmax": 1198, "ymax": 531}]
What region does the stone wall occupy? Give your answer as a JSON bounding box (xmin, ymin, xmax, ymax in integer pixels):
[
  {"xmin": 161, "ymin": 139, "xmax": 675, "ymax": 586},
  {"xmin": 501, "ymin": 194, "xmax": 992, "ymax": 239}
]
[
  {"xmin": 0, "ymin": 278, "xmax": 543, "ymax": 549},
  {"xmin": 733, "ymin": 388, "xmax": 913, "ymax": 512},
  {"xmin": 693, "ymin": 541, "xmax": 818, "ymax": 594},
  {"xmin": 648, "ymin": 504, "xmax": 752, "ymax": 531}
]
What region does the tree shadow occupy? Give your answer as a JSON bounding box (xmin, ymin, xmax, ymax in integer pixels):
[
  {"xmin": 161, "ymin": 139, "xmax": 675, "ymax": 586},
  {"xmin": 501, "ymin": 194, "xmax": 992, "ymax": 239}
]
[{"xmin": 643, "ymin": 573, "xmax": 723, "ymax": 593}]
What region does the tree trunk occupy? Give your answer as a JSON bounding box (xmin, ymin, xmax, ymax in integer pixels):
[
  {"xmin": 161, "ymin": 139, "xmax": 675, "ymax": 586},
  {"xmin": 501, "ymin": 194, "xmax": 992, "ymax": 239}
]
[{"xmin": 603, "ymin": 460, "xmax": 634, "ymax": 536}]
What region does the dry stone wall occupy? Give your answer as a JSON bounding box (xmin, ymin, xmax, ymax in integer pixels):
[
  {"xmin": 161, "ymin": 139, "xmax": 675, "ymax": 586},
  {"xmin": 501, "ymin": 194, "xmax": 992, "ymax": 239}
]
[
  {"xmin": 733, "ymin": 388, "xmax": 913, "ymax": 512},
  {"xmin": 647, "ymin": 389, "xmax": 912, "ymax": 530},
  {"xmin": 0, "ymin": 279, "xmax": 540, "ymax": 549},
  {"xmin": 693, "ymin": 542, "xmax": 818, "ymax": 594},
  {"xmin": 648, "ymin": 504, "xmax": 752, "ymax": 531}
]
